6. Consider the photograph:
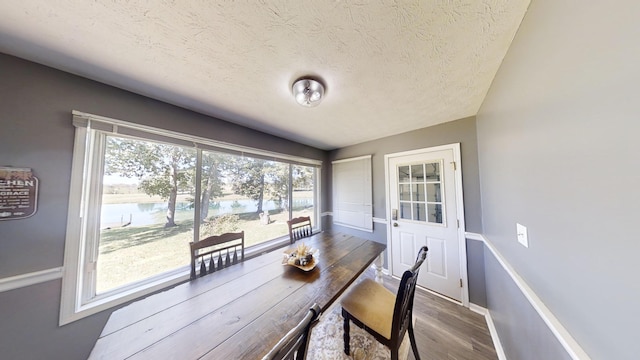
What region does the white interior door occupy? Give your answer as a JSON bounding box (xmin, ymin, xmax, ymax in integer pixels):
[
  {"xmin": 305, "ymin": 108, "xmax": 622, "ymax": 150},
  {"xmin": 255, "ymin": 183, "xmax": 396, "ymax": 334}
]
[{"xmin": 387, "ymin": 146, "xmax": 463, "ymax": 302}]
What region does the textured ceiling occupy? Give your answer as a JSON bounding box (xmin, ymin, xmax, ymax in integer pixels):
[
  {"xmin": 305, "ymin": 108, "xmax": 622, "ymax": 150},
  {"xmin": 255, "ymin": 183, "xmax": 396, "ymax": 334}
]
[{"xmin": 0, "ymin": 1, "xmax": 529, "ymax": 150}]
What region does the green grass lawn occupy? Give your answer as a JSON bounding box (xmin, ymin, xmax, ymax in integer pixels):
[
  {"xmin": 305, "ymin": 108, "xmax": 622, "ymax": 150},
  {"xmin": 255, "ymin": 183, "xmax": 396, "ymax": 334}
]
[{"xmin": 96, "ymin": 207, "xmax": 313, "ymax": 293}]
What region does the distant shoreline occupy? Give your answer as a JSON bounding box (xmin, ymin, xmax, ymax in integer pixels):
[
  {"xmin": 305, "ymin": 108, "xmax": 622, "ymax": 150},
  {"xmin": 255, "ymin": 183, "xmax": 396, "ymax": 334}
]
[
  {"xmin": 102, "ymin": 190, "xmax": 313, "ymax": 204},
  {"xmin": 102, "ymin": 192, "xmax": 245, "ymax": 204}
]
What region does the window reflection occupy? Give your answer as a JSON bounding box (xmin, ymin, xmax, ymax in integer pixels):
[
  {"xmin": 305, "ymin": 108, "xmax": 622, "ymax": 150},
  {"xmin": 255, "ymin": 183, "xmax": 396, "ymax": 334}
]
[
  {"xmin": 398, "ymin": 166, "xmax": 410, "ymax": 182},
  {"xmin": 411, "ymin": 164, "xmax": 424, "ymax": 181}
]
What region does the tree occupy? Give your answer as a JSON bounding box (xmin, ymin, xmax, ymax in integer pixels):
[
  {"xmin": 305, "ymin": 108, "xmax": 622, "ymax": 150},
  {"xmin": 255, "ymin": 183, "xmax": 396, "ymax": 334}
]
[
  {"xmin": 225, "ymin": 157, "xmax": 311, "ymax": 216},
  {"xmin": 227, "ymin": 157, "xmax": 267, "ymax": 214},
  {"xmin": 105, "ymin": 137, "xmax": 195, "ymax": 227},
  {"xmin": 199, "ymin": 152, "xmax": 226, "ymax": 221},
  {"xmin": 266, "ymin": 162, "xmax": 290, "ymax": 212},
  {"xmin": 292, "ymin": 165, "xmax": 314, "ymax": 191},
  {"xmin": 290, "ymin": 165, "xmax": 314, "ymax": 211}
]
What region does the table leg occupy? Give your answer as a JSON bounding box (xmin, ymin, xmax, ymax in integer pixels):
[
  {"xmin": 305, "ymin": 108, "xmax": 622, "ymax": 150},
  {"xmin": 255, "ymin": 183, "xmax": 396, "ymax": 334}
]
[{"xmin": 374, "ymin": 254, "xmax": 384, "ymax": 284}]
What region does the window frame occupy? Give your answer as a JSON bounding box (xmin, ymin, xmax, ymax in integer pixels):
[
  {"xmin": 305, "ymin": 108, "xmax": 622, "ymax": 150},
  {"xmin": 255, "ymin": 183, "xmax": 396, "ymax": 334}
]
[{"xmin": 60, "ymin": 111, "xmax": 322, "ymax": 325}]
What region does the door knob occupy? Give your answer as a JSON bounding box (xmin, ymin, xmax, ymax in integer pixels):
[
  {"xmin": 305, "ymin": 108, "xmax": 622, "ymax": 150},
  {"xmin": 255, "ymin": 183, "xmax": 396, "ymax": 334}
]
[{"xmin": 393, "ymin": 222, "xmax": 398, "ymax": 227}]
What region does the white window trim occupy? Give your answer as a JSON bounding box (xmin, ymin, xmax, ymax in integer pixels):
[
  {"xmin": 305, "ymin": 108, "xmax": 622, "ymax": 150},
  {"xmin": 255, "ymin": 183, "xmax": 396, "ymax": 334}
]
[{"xmin": 60, "ymin": 111, "xmax": 322, "ymax": 326}]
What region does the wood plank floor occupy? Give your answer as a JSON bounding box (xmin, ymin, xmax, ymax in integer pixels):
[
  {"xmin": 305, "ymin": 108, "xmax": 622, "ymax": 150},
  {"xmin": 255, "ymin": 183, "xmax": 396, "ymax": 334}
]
[{"xmin": 361, "ymin": 269, "xmax": 498, "ymax": 360}]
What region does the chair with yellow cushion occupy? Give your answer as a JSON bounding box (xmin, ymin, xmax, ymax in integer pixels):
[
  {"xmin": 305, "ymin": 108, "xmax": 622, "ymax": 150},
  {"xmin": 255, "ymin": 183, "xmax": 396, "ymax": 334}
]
[{"xmin": 340, "ymin": 246, "xmax": 428, "ymax": 360}]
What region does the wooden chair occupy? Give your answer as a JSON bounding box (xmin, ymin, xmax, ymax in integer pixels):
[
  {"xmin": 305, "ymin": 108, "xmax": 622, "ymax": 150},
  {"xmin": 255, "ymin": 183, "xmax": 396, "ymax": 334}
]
[
  {"xmin": 287, "ymin": 216, "xmax": 312, "ymax": 244},
  {"xmin": 341, "ymin": 246, "xmax": 428, "ymax": 360},
  {"xmin": 261, "ymin": 304, "xmax": 321, "ymax": 360},
  {"xmin": 189, "ymin": 231, "xmax": 245, "ymax": 280}
]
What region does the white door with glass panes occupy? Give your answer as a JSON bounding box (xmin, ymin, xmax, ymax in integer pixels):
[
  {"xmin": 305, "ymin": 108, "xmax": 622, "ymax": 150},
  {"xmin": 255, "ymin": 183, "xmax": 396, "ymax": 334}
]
[{"xmin": 387, "ymin": 145, "xmax": 463, "ymax": 302}]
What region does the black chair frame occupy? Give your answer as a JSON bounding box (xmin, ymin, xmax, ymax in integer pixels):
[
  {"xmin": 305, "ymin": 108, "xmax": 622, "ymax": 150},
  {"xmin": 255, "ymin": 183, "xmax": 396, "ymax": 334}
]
[
  {"xmin": 261, "ymin": 304, "xmax": 321, "ymax": 360},
  {"xmin": 342, "ymin": 246, "xmax": 428, "ymax": 360}
]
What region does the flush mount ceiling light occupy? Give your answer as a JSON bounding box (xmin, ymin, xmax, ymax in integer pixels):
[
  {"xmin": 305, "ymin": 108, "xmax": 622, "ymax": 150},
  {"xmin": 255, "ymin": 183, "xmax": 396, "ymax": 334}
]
[{"xmin": 292, "ymin": 78, "xmax": 325, "ymax": 107}]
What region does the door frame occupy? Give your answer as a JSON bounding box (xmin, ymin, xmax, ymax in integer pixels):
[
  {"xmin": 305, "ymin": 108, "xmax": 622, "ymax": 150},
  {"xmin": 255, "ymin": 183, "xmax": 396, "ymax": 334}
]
[{"xmin": 384, "ymin": 143, "xmax": 469, "ymax": 306}]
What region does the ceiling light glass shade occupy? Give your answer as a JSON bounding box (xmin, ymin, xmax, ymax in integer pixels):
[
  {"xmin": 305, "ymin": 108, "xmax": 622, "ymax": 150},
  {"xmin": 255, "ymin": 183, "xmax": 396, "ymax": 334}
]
[{"xmin": 292, "ymin": 78, "xmax": 324, "ymax": 107}]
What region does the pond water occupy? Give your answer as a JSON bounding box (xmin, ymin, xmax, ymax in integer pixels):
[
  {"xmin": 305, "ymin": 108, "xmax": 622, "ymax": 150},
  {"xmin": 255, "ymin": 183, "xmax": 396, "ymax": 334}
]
[{"xmin": 101, "ymin": 198, "xmax": 312, "ymax": 227}]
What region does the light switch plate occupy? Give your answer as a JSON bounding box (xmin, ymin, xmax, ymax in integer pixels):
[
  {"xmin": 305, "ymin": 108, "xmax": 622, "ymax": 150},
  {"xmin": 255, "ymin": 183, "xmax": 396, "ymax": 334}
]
[{"xmin": 516, "ymin": 223, "xmax": 528, "ymax": 248}]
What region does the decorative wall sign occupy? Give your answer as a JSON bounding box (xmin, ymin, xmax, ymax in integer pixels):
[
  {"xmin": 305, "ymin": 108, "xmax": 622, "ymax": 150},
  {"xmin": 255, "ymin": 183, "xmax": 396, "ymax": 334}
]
[{"xmin": 0, "ymin": 167, "xmax": 39, "ymax": 220}]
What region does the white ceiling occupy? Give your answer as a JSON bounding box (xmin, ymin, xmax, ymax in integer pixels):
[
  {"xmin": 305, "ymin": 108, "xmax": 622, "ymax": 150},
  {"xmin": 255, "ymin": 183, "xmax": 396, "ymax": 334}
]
[{"xmin": 0, "ymin": 1, "xmax": 529, "ymax": 150}]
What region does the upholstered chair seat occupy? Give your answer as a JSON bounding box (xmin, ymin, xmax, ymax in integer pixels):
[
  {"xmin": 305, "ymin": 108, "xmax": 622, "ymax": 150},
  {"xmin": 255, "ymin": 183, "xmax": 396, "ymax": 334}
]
[
  {"xmin": 340, "ymin": 246, "xmax": 428, "ymax": 360},
  {"xmin": 340, "ymin": 278, "xmax": 396, "ymax": 339}
]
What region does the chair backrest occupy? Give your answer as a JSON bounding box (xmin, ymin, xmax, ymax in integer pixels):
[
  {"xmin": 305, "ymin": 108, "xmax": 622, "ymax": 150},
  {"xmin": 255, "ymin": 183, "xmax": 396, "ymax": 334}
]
[
  {"xmin": 190, "ymin": 231, "xmax": 244, "ymax": 280},
  {"xmin": 287, "ymin": 216, "xmax": 312, "ymax": 244},
  {"xmin": 390, "ymin": 246, "xmax": 428, "ymax": 345},
  {"xmin": 261, "ymin": 304, "xmax": 321, "ymax": 360}
]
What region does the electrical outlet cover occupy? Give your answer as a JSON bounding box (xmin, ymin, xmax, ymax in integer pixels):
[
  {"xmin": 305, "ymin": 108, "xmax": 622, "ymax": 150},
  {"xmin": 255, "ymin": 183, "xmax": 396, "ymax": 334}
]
[{"xmin": 516, "ymin": 223, "xmax": 528, "ymax": 248}]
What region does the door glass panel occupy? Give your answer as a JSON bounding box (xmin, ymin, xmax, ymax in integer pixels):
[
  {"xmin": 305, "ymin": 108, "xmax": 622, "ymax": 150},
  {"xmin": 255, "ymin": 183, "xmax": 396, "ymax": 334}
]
[
  {"xmin": 396, "ymin": 161, "xmax": 443, "ymax": 225},
  {"xmin": 398, "ymin": 166, "xmax": 410, "ymax": 182},
  {"xmin": 426, "ymin": 183, "xmax": 441, "ymax": 202},
  {"xmin": 412, "ymin": 184, "xmax": 425, "ymax": 201},
  {"xmin": 414, "ymin": 203, "xmax": 426, "ymax": 221},
  {"xmin": 411, "ymin": 164, "xmax": 424, "ymax": 181},
  {"xmin": 425, "ymin": 163, "xmax": 440, "ymax": 181},
  {"xmin": 428, "ymin": 204, "xmax": 442, "ymax": 223},
  {"xmin": 399, "ymin": 184, "xmax": 411, "ymax": 201},
  {"xmin": 400, "ymin": 202, "xmax": 412, "ymax": 220}
]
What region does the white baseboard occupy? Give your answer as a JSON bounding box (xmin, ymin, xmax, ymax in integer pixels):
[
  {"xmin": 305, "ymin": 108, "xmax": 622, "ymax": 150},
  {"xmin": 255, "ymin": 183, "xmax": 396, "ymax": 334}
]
[
  {"xmin": 484, "ymin": 308, "xmax": 508, "ymax": 360},
  {"xmin": 468, "ymin": 303, "xmax": 487, "ymax": 315},
  {"xmin": 469, "ymin": 303, "xmax": 507, "ymax": 360},
  {"xmin": 0, "ymin": 267, "xmax": 63, "ymax": 293},
  {"xmin": 465, "ymin": 232, "xmax": 590, "ymax": 360}
]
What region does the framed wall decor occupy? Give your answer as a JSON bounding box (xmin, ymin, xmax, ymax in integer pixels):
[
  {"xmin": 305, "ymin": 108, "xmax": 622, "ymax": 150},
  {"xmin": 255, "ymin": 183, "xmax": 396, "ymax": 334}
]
[{"xmin": 0, "ymin": 167, "xmax": 39, "ymax": 220}]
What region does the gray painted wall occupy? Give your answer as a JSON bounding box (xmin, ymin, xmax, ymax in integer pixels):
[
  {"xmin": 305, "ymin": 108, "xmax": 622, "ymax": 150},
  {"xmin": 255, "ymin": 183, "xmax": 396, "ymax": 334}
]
[
  {"xmin": 465, "ymin": 238, "xmax": 487, "ymax": 308},
  {"xmin": 484, "ymin": 249, "xmax": 571, "ymax": 360},
  {"xmin": 0, "ymin": 280, "xmax": 112, "ymax": 360},
  {"xmin": 327, "ymin": 117, "xmax": 487, "ymax": 306},
  {"xmin": 0, "ymin": 53, "xmax": 325, "ymax": 360},
  {"xmin": 476, "ymin": 0, "xmax": 640, "ymax": 358},
  {"xmin": 329, "ymin": 116, "xmax": 482, "ymax": 233},
  {"xmin": 331, "ymin": 223, "xmax": 389, "ymax": 246}
]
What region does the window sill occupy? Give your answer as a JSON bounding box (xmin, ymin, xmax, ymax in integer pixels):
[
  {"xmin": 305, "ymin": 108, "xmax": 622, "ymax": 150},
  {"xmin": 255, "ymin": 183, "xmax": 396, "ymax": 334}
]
[
  {"xmin": 245, "ymin": 236, "xmax": 290, "ymax": 259},
  {"xmin": 60, "ymin": 268, "xmax": 190, "ymax": 326}
]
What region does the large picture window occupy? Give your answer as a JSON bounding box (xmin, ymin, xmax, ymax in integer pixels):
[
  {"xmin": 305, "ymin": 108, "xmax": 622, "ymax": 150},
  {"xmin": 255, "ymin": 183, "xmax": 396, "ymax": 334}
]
[{"xmin": 61, "ymin": 111, "xmax": 320, "ymax": 324}]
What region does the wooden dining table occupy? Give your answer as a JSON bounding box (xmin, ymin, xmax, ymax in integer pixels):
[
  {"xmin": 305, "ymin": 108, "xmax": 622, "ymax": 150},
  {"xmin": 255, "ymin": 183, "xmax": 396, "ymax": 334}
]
[{"xmin": 88, "ymin": 231, "xmax": 386, "ymax": 359}]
